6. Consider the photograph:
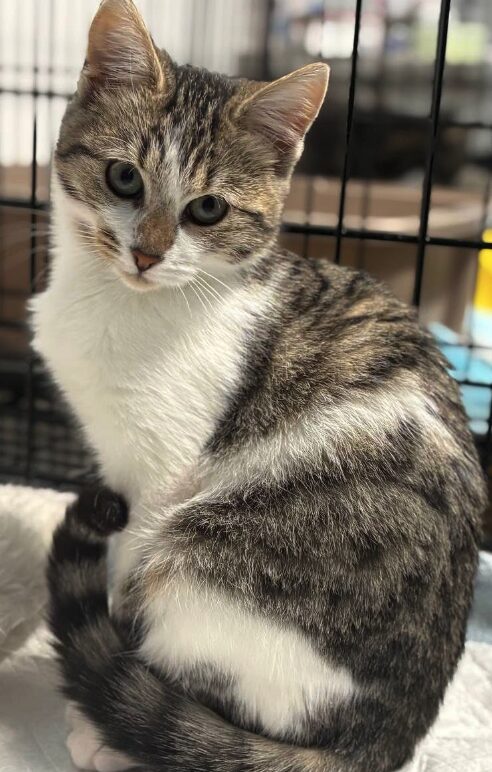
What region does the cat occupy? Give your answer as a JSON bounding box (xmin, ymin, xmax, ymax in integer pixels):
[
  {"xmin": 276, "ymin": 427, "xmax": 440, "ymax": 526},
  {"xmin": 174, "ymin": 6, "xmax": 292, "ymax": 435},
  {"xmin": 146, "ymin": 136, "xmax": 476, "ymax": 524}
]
[{"xmin": 31, "ymin": 0, "xmax": 487, "ymax": 770}]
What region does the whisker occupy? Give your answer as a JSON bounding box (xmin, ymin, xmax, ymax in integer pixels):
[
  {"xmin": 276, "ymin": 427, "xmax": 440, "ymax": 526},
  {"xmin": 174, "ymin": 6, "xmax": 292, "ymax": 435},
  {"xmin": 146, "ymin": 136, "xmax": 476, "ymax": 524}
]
[
  {"xmin": 188, "ymin": 282, "xmax": 209, "ymax": 316},
  {"xmin": 177, "ymin": 284, "xmax": 192, "ymax": 319},
  {"xmin": 194, "ymin": 277, "xmax": 220, "ymax": 307},
  {"xmin": 193, "ymin": 279, "xmax": 215, "ymax": 315},
  {"xmin": 195, "ymin": 275, "xmax": 222, "ymax": 304},
  {"xmin": 197, "ymin": 268, "xmax": 231, "ymax": 292}
]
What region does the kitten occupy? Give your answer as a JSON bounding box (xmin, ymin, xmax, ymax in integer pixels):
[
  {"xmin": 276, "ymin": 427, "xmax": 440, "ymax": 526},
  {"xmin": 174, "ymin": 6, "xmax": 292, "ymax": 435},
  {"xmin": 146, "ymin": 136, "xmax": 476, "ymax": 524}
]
[{"xmin": 32, "ymin": 0, "xmax": 486, "ymax": 770}]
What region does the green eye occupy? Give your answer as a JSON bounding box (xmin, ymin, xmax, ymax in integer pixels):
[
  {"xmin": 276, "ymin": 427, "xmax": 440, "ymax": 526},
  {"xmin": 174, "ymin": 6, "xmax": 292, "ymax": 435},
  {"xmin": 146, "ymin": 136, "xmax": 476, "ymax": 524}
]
[
  {"xmin": 186, "ymin": 195, "xmax": 229, "ymax": 226},
  {"xmin": 106, "ymin": 161, "xmax": 144, "ymax": 199}
]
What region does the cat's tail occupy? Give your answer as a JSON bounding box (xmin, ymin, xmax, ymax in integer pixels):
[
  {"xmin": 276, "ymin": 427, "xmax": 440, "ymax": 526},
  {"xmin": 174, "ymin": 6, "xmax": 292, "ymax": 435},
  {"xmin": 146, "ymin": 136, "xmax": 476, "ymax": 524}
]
[{"xmin": 48, "ymin": 488, "xmax": 358, "ymax": 772}]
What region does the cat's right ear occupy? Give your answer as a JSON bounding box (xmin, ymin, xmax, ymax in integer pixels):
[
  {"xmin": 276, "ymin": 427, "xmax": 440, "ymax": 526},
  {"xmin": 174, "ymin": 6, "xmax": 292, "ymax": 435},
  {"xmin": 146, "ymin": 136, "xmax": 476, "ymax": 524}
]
[
  {"xmin": 236, "ymin": 63, "xmax": 329, "ymax": 168},
  {"xmin": 79, "ymin": 0, "xmax": 167, "ymax": 94}
]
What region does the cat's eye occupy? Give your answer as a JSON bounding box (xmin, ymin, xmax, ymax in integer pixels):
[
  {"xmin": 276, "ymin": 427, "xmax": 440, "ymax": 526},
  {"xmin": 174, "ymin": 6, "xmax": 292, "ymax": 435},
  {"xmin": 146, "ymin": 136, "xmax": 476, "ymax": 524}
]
[
  {"xmin": 186, "ymin": 195, "xmax": 228, "ymax": 226},
  {"xmin": 106, "ymin": 161, "xmax": 144, "ymax": 199}
]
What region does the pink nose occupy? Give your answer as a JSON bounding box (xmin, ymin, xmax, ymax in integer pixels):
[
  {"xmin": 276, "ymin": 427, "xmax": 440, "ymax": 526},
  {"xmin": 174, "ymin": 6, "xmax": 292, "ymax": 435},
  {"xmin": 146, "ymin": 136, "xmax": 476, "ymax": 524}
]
[{"xmin": 132, "ymin": 249, "xmax": 162, "ymax": 273}]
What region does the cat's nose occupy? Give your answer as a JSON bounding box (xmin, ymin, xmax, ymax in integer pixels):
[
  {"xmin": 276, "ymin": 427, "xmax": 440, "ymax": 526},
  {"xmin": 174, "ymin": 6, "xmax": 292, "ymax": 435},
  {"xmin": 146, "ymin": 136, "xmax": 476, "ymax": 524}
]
[{"xmin": 132, "ymin": 248, "xmax": 162, "ymax": 273}]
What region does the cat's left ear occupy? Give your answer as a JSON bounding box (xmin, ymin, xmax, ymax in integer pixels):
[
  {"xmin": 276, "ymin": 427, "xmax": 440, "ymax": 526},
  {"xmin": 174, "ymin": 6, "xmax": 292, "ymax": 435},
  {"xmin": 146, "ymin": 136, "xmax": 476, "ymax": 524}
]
[
  {"xmin": 237, "ymin": 63, "xmax": 329, "ymax": 164},
  {"xmin": 80, "ymin": 0, "xmax": 167, "ymax": 93}
]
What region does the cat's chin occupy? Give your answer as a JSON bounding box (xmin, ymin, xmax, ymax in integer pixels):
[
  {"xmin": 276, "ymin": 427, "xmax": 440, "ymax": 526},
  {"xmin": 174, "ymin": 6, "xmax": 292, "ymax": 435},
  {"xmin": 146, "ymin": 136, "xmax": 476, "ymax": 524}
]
[
  {"xmin": 118, "ymin": 271, "xmax": 163, "ymax": 293},
  {"xmin": 117, "ymin": 268, "xmax": 193, "ymax": 293}
]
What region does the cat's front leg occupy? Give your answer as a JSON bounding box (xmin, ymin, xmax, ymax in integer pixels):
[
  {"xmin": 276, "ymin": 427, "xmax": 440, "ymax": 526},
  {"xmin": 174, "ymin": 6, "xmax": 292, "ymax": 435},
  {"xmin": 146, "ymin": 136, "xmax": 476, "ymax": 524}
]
[{"xmin": 66, "ymin": 704, "xmax": 135, "ymax": 772}]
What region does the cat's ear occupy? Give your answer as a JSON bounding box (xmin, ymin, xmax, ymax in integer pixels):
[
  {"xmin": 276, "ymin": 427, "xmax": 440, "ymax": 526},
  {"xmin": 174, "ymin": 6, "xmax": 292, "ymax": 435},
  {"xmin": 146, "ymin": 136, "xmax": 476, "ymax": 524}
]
[
  {"xmin": 237, "ymin": 63, "xmax": 329, "ymax": 160},
  {"xmin": 80, "ymin": 0, "xmax": 166, "ymax": 92}
]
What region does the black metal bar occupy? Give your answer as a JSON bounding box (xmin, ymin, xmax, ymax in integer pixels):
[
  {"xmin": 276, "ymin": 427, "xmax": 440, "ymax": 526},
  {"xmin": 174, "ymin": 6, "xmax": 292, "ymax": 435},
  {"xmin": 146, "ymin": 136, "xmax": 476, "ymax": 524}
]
[
  {"xmin": 334, "ymin": 0, "xmax": 363, "ymax": 265},
  {"xmin": 456, "ymin": 380, "xmax": 492, "ymax": 389},
  {"xmin": 478, "ymin": 144, "xmax": 492, "ymax": 468},
  {"xmin": 445, "ymin": 119, "xmax": 492, "ymax": 131},
  {"xmin": 0, "ymin": 197, "xmax": 50, "ymax": 211},
  {"xmin": 435, "ymin": 340, "xmax": 492, "ymax": 352},
  {"xmin": 462, "ymin": 138, "xmax": 492, "ymax": 344},
  {"xmin": 25, "ymin": 3, "xmax": 40, "ymax": 482},
  {"xmin": 282, "ymin": 221, "xmax": 492, "ymax": 251},
  {"xmin": 302, "ymin": 182, "xmax": 315, "ymax": 260},
  {"xmin": 302, "ymin": 0, "xmax": 329, "ymax": 262},
  {"xmin": 485, "ymin": 403, "xmax": 492, "ymax": 469},
  {"xmin": 0, "ymin": 87, "xmax": 72, "ymax": 100},
  {"xmin": 413, "ymin": 0, "xmax": 451, "ymax": 307},
  {"xmin": 0, "ymin": 319, "xmax": 27, "ymax": 330}
]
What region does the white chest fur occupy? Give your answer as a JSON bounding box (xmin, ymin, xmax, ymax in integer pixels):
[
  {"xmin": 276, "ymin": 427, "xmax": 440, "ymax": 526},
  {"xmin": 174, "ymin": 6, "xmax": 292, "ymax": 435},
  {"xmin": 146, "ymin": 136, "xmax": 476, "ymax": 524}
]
[{"xmin": 31, "ymin": 246, "xmax": 254, "ymax": 504}]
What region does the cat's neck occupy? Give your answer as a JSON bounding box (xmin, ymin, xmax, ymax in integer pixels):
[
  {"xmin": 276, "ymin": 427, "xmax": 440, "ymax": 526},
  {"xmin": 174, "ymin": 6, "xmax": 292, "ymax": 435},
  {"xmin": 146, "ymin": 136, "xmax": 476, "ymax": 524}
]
[{"xmin": 32, "ymin": 205, "xmax": 272, "ymax": 504}]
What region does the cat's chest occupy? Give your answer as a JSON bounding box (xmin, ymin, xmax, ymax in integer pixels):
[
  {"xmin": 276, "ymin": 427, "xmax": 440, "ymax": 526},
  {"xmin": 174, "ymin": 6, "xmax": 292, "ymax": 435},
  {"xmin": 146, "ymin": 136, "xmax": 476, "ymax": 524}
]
[
  {"xmin": 73, "ymin": 338, "xmax": 224, "ymax": 495},
  {"xmin": 32, "ymin": 276, "xmax": 250, "ymax": 498}
]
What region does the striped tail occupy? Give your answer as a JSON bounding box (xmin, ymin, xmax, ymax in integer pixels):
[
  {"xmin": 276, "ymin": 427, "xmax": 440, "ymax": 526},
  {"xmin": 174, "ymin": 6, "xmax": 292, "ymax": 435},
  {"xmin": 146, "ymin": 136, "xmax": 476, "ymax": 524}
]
[{"xmin": 48, "ymin": 487, "xmax": 357, "ymax": 772}]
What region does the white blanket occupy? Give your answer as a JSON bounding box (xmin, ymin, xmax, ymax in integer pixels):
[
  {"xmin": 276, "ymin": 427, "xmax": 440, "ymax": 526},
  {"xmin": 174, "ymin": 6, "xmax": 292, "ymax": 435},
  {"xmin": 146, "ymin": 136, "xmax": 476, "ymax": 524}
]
[{"xmin": 0, "ymin": 485, "xmax": 491, "ymax": 772}]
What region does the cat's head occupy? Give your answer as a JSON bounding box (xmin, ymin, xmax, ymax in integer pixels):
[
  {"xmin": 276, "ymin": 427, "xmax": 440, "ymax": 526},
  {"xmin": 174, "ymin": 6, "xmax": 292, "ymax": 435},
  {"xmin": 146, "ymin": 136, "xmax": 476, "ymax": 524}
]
[{"xmin": 54, "ymin": 0, "xmax": 329, "ymax": 292}]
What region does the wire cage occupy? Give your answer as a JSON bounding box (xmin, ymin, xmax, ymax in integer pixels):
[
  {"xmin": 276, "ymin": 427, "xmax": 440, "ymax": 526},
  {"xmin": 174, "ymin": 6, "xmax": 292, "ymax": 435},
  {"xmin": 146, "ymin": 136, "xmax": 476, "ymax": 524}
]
[{"xmin": 1, "ymin": 0, "xmax": 492, "ymax": 541}]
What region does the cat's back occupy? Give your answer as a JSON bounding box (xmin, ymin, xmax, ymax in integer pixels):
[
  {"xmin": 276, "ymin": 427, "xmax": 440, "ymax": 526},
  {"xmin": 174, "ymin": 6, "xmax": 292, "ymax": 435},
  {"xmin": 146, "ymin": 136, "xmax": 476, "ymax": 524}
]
[
  {"xmin": 268, "ymin": 250, "xmax": 476, "ymax": 441},
  {"xmin": 276, "ymin": 250, "xmax": 451, "ymax": 396},
  {"xmin": 227, "ymin": 249, "xmax": 487, "ymax": 524}
]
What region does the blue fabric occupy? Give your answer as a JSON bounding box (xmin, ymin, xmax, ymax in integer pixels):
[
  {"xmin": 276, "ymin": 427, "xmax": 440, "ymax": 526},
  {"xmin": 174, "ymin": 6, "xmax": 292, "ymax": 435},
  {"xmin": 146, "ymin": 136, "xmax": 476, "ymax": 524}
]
[
  {"xmin": 429, "ymin": 322, "xmax": 492, "ymax": 436},
  {"xmin": 468, "ymin": 552, "xmax": 492, "ymax": 644}
]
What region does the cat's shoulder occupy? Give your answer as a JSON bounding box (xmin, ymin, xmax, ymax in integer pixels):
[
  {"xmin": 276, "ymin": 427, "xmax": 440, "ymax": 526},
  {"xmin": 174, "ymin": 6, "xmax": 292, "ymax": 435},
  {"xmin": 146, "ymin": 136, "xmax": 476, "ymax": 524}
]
[
  {"xmin": 271, "ymin": 247, "xmax": 418, "ymax": 328},
  {"xmin": 257, "ymin": 247, "xmax": 452, "ymax": 397}
]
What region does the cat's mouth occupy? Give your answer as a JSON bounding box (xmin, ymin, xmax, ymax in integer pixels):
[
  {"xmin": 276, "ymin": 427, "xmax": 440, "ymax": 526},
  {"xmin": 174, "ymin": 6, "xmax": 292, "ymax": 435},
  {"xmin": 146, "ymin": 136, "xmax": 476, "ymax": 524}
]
[{"xmin": 116, "ymin": 265, "xmax": 195, "ymax": 292}]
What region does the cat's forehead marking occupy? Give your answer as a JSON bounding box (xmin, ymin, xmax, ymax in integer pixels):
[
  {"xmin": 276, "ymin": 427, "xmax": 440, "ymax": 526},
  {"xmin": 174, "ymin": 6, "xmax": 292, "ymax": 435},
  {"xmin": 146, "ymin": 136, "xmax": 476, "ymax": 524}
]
[
  {"xmin": 149, "ymin": 132, "xmax": 183, "ymax": 210},
  {"xmin": 136, "ymin": 105, "xmax": 221, "ymax": 204}
]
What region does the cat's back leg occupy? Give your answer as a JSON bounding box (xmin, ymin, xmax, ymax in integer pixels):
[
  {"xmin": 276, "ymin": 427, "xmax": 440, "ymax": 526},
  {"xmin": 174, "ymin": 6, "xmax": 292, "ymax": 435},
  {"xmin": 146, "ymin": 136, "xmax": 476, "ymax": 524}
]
[{"xmin": 66, "ymin": 703, "xmax": 136, "ymax": 772}]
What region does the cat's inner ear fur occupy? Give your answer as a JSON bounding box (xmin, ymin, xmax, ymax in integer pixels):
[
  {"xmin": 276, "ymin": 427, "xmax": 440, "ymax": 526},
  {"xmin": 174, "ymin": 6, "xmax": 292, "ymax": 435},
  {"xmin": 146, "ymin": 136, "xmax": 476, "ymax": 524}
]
[
  {"xmin": 81, "ymin": 0, "xmax": 166, "ymax": 92},
  {"xmin": 237, "ymin": 63, "xmax": 329, "ymax": 160}
]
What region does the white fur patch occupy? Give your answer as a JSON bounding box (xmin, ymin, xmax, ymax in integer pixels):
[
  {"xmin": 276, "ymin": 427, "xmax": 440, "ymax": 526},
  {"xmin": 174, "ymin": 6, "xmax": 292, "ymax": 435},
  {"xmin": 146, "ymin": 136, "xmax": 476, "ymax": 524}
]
[
  {"xmin": 210, "ymin": 379, "xmax": 458, "ymax": 488},
  {"xmin": 140, "ymin": 581, "xmax": 356, "ymax": 738}
]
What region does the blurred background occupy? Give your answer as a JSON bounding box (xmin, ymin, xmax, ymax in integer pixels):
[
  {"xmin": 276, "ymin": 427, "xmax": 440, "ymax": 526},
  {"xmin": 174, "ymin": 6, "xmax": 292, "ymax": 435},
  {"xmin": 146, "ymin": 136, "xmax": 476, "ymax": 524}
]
[{"xmin": 0, "ymin": 0, "xmax": 491, "ymax": 543}]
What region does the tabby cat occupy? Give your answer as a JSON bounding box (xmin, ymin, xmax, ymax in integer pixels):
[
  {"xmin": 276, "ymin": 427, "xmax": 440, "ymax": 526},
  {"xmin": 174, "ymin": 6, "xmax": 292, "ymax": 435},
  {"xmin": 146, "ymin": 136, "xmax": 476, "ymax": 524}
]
[{"xmin": 32, "ymin": 1, "xmax": 486, "ymax": 770}]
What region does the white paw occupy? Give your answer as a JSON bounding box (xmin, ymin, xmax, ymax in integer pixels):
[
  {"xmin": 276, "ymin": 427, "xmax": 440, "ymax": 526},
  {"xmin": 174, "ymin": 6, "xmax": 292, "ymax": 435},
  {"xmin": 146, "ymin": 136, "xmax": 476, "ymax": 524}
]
[{"xmin": 65, "ymin": 704, "xmax": 136, "ymax": 771}]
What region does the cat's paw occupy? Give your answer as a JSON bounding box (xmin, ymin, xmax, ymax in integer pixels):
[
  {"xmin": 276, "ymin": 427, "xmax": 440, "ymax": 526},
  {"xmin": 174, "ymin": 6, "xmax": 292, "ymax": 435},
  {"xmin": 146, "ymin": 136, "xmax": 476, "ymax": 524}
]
[
  {"xmin": 68, "ymin": 486, "xmax": 129, "ymax": 538},
  {"xmin": 66, "ymin": 705, "xmax": 135, "ymax": 771}
]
